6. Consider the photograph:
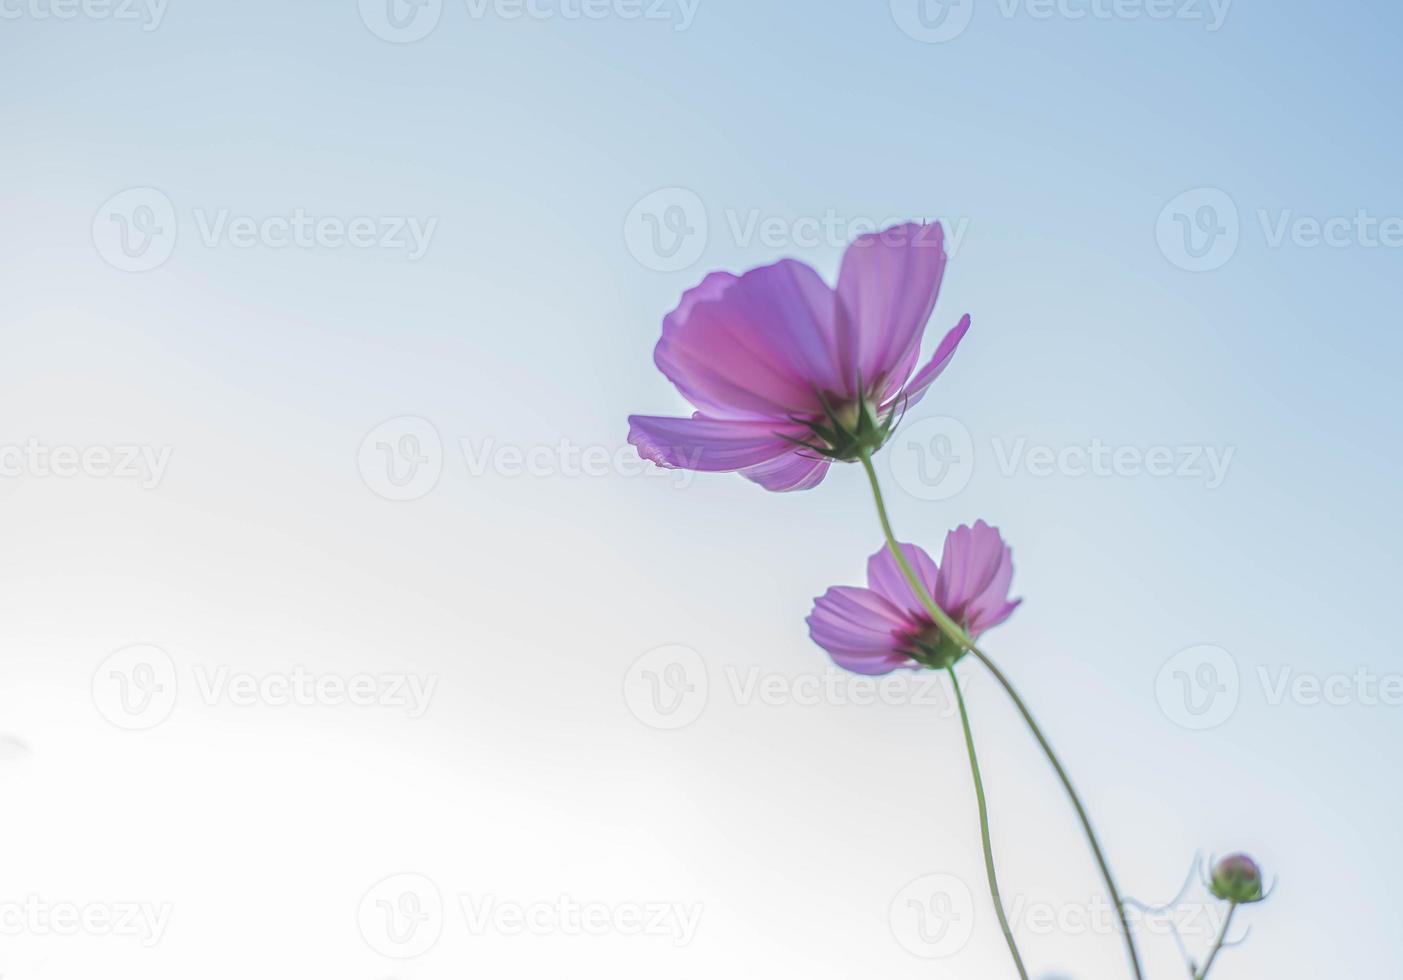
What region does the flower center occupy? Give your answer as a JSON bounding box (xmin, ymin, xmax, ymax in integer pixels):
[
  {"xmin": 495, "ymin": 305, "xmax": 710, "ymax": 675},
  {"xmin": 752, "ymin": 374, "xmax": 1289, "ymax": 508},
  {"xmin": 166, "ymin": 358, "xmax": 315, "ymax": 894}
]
[
  {"xmin": 790, "ymin": 395, "xmax": 898, "ymax": 463},
  {"xmin": 905, "ymin": 622, "xmax": 967, "ymax": 670}
]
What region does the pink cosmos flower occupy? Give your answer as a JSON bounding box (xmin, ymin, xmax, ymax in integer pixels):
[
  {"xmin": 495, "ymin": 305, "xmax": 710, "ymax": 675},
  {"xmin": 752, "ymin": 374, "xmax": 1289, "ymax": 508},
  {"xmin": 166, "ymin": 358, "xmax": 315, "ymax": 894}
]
[
  {"xmin": 807, "ymin": 522, "xmax": 1021, "ymax": 674},
  {"xmin": 628, "ymin": 222, "xmax": 970, "ymax": 492}
]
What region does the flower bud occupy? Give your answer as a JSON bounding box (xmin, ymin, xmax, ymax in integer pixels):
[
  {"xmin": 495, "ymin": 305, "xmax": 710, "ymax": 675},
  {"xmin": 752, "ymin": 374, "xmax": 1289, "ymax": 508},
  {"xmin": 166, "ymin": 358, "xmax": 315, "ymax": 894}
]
[{"xmin": 1210, "ymin": 853, "xmax": 1264, "ymax": 904}]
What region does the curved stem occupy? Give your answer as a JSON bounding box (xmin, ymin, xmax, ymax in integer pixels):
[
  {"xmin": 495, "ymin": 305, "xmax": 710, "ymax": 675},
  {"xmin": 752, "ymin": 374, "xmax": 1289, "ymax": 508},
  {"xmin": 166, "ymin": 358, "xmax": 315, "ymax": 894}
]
[
  {"xmin": 1195, "ymin": 902, "xmax": 1238, "ymax": 980},
  {"xmin": 857, "ymin": 450, "xmax": 1144, "ymax": 980},
  {"xmin": 947, "ymin": 665, "xmax": 1030, "ymax": 980},
  {"xmin": 962, "ymin": 644, "xmax": 1143, "ymax": 980}
]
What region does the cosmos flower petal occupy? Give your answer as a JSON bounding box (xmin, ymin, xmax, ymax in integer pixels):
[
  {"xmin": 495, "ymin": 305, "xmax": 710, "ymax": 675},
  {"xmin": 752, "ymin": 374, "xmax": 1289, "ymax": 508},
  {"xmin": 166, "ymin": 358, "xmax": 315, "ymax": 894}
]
[
  {"xmin": 654, "ymin": 259, "xmax": 844, "ymax": 419},
  {"xmin": 627, "ymin": 414, "xmax": 807, "ymax": 472},
  {"xmin": 890, "ymin": 315, "xmax": 971, "ymax": 412},
  {"xmin": 836, "ymin": 222, "xmax": 948, "ymax": 398},
  {"xmin": 970, "ymin": 598, "xmax": 1022, "ymax": 636},
  {"xmin": 739, "ymin": 451, "xmax": 832, "ymax": 493},
  {"xmin": 807, "ymin": 586, "xmax": 915, "ymax": 675},
  {"xmin": 865, "ymin": 542, "xmax": 942, "ymax": 620},
  {"xmin": 934, "ymin": 520, "xmax": 1021, "ymax": 637}
]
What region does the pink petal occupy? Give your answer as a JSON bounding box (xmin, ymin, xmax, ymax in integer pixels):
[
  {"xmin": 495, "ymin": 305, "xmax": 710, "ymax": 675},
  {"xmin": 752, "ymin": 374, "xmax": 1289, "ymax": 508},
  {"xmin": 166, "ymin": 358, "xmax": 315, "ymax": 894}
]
[
  {"xmin": 865, "ymin": 542, "xmax": 942, "ymax": 621},
  {"xmin": 835, "ymin": 222, "xmax": 948, "ymax": 399},
  {"xmin": 739, "ymin": 451, "xmax": 831, "ymax": 493},
  {"xmin": 654, "ymin": 260, "xmax": 846, "ymax": 420},
  {"xmin": 807, "ymin": 586, "xmax": 915, "ymax": 675},
  {"xmin": 934, "ymin": 520, "xmax": 1021, "ymax": 636},
  {"xmin": 627, "ymin": 414, "xmax": 804, "ymax": 472},
  {"xmin": 889, "ymin": 315, "xmax": 971, "ymax": 412}
]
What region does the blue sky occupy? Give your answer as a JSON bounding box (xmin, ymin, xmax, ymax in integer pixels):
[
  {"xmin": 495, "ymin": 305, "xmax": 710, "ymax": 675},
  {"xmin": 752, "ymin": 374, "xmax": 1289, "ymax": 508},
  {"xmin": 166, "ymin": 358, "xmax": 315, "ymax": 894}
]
[{"xmin": 2, "ymin": 1, "xmax": 1399, "ymax": 977}]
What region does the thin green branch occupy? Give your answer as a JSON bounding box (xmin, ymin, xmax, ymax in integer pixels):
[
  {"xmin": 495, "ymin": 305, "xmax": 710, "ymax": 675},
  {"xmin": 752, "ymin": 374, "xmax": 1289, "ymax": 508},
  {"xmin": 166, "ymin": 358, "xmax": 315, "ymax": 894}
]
[{"xmin": 857, "ymin": 449, "xmax": 1144, "ymax": 980}]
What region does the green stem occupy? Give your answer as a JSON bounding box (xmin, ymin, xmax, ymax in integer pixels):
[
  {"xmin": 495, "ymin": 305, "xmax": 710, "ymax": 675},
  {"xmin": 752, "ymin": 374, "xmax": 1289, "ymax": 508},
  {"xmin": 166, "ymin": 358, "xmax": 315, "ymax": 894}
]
[
  {"xmin": 857, "ymin": 449, "xmax": 1144, "ymax": 980},
  {"xmin": 1195, "ymin": 902, "xmax": 1238, "ymax": 980},
  {"xmin": 947, "ymin": 664, "xmax": 1029, "ymax": 980}
]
